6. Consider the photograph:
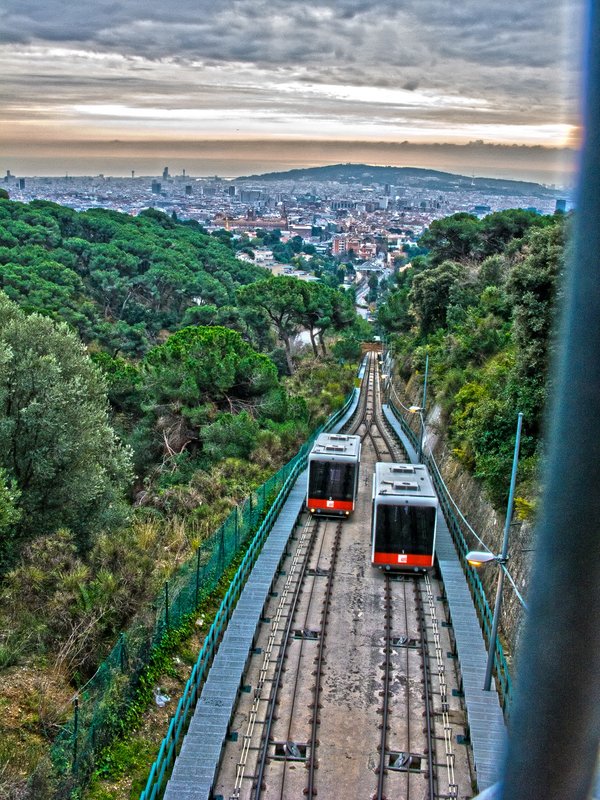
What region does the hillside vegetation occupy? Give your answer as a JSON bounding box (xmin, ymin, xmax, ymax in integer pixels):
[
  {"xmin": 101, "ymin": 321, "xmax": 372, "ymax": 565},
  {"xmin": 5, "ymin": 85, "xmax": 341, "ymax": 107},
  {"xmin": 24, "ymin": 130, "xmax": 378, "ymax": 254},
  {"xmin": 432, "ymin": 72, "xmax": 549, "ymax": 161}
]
[
  {"xmin": 0, "ymin": 199, "xmax": 362, "ymax": 799},
  {"xmin": 378, "ymin": 208, "xmax": 566, "ymax": 510},
  {"xmin": 0, "ymin": 201, "xmax": 266, "ymax": 355}
]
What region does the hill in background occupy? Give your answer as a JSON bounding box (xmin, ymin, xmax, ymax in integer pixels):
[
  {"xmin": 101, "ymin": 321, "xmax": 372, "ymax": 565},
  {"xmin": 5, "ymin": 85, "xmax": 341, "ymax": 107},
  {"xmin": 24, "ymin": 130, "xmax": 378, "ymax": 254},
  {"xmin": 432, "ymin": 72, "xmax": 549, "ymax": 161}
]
[{"xmin": 237, "ymin": 163, "xmax": 557, "ymax": 198}]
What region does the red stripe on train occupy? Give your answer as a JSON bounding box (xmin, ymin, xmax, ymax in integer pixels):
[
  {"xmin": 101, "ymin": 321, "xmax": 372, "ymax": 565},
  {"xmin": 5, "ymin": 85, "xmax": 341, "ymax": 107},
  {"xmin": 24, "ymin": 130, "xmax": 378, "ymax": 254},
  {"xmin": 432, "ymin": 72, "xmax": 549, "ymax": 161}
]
[
  {"xmin": 307, "ymin": 498, "xmax": 354, "ymax": 511},
  {"xmin": 372, "ymin": 552, "xmax": 434, "ymax": 568}
]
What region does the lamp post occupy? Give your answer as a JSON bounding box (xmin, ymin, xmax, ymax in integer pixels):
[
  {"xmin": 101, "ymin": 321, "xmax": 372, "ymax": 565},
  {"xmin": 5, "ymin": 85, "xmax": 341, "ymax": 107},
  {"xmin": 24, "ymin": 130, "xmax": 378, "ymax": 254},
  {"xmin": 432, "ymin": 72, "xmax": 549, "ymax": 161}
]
[
  {"xmin": 409, "ymin": 353, "xmax": 429, "ymax": 462},
  {"xmin": 467, "ymin": 411, "xmax": 523, "ymax": 691},
  {"xmin": 419, "ymin": 353, "xmax": 429, "ymax": 461},
  {"xmin": 409, "ymin": 405, "xmax": 425, "ymax": 461}
]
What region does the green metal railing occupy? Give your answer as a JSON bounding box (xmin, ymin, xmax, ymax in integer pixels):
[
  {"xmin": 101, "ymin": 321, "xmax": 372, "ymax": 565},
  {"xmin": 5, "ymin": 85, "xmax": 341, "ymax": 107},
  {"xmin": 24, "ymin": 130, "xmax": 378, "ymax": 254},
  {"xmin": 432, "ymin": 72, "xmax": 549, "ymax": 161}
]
[
  {"xmin": 50, "ymin": 389, "xmax": 357, "ymax": 799},
  {"xmin": 135, "ymin": 389, "xmax": 357, "ymax": 800},
  {"xmin": 386, "ymin": 398, "xmax": 513, "ymax": 713}
]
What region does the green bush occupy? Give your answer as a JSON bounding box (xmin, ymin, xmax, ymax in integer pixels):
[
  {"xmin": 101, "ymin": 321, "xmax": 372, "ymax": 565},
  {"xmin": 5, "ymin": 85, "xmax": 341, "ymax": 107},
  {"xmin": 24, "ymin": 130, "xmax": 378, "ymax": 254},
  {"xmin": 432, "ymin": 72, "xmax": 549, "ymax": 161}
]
[{"xmin": 379, "ymin": 212, "xmax": 565, "ymax": 510}]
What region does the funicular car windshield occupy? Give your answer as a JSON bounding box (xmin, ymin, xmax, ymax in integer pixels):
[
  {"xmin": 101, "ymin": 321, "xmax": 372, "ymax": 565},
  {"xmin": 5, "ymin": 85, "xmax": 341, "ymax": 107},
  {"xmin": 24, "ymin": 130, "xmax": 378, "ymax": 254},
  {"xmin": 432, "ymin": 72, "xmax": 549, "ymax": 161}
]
[
  {"xmin": 374, "ymin": 504, "xmax": 436, "ymax": 554},
  {"xmin": 308, "ymin": 461, "xmax": 356, "ymax": 501}
]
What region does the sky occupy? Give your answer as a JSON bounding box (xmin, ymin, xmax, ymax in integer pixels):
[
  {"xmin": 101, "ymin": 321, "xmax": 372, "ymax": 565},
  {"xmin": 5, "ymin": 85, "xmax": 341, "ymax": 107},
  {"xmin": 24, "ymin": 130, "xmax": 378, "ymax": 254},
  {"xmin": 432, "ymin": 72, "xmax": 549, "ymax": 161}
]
[{"xmin": 0, "ymin": 0, "xmax": 586, "ymax": 184}]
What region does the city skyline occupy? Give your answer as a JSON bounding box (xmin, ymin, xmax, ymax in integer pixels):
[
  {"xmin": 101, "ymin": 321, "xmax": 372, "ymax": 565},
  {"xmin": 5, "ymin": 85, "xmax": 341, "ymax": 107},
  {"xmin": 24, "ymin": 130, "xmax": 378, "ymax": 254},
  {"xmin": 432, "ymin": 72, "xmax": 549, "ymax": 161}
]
[{"xmin": 0, "ymin": 0, "xmax": 586, "ymax": 185}]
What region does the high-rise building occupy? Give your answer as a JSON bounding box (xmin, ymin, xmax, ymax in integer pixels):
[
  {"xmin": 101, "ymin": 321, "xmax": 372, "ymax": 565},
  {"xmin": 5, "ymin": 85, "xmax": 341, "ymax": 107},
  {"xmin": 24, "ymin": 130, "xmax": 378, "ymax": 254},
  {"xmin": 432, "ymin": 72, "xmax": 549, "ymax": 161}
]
[
  {"xmin": 151, "ymin": 181, "xmax": 162, "ymax": 194},
  {"xmin": 331, "ymin": 201, "xmax": 353, "ymax": 211},
  {"xmin": 185, "ymin": 185, "xmax": 192, "ymax": 196},
  {"xmin": 19, "ymin": 178, "xmax": 25, "ymax": 189},
  {"xmin": 162, "ymin": 167, "xmax": 169, "ymax": 180},
  {"xmin": 332, "ymin": 235, "xmax": 347, "ymax": 256},
  {"xmin": 555, "ymin": 198, "xmax": 567, "ymax": 213},
  {"xmin": 240, "ymin": 189, "xmax": 262, "ymax": 202}
]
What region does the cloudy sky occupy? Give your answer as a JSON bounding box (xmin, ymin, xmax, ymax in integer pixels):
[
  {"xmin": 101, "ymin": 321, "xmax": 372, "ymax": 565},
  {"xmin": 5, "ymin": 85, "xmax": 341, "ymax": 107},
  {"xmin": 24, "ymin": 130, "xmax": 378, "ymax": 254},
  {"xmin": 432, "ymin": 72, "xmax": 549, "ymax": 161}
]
[{"xmin": 0, "ymin": 0, "xmax": 586, "ymax": 183}]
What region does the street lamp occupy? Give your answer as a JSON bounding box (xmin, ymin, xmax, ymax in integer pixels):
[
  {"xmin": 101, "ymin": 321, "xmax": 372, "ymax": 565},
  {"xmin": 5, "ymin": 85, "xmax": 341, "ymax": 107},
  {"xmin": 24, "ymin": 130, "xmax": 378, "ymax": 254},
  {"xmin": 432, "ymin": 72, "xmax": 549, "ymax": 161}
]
[
  {"xmin": 409, "ymin": 405, "xmax": 425, "ymax": 462},
  {"xmin": 466, "ymin": 412, "xmax": 523, "ymax": 691},
  {"xmin": 466, "ymin": 551, "xmax": 497, "ymax": 568},
  {"xmin": 403, "ymin": 354, "xmax": 429, "ymax": 462}
]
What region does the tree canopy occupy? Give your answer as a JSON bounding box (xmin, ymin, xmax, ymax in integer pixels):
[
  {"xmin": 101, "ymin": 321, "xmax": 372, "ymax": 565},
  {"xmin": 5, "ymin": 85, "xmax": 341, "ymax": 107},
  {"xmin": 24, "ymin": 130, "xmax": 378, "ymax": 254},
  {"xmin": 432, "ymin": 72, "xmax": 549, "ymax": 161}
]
[
  {"xmin": 378, "ymin": 209, "xmax": 566, "ymax": 508},
  {"xmin": 408, "ymin": 260, "xmax": 467, "ymax": 334},
  {"xmin": 418, "ymin": 212, "xmax": 483, "ymax": 264},
  {"xmin": 143, "ymin": 325, "xmax": 278, "ymax": 409},
  {"xmin": 237, "ymin": 275, "xmax": 306, "ymax": 372},
  {"xmin": 418, "ymin": 209, "xmax": 552, "ymax": 266},
  {"xmin": 138, "ymin": 326, "xmax": 281, "ymax": 463},
  {"xmin": 0, "ymin": 199, "xmax": 264, "ymax": 356},
  {"xmin": 0, "ymin": 292, "xmax": 132, "ymax": 561},
  {"xmin": 237, "ymin": 275, "xmax": 355, "ymax": 372}
]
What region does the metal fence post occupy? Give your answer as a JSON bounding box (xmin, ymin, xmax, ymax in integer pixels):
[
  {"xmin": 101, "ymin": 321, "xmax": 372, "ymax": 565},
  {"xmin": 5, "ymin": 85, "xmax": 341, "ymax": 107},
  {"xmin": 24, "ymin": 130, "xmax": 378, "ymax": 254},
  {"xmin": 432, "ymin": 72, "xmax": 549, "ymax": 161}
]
[
  {"xmin": 195, "ymin": 546, "xmax": 201, "ymax": 605},
  {"xmin": 119, "ymin": 632, "xmax": 126, "ymax": 672},
  {"xmin": 164, "ymin": 581, "xmax": 170, "ymax": 631},
  {"xmin": 72, "ymin": 696, "xmax": 79, "ymax": 774},
  {"xmin": 219, "ymin": 524, "xmax": 225, "ymax": 567},
  {"xmin": 175, "ymin": 587, "xmax": 181, "ymax": 627},
  {"xmin": 484, "ymin": 412, "xmax": 523, "ymax": 691}
]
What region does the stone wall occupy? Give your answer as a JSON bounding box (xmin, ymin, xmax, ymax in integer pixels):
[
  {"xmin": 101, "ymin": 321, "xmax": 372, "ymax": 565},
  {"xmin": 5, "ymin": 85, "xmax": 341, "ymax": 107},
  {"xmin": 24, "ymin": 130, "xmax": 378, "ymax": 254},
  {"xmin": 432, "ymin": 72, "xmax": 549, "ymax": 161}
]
[{"xmin": 395, "ymin": 373, "xmax": 533, "ymax": 661}]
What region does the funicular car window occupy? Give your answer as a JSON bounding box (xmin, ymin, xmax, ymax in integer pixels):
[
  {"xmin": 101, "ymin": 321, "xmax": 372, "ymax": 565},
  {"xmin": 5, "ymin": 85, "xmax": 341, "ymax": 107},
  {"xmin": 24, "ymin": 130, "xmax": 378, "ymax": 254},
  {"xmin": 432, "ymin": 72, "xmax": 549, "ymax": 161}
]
[
  {"xmin": 309, "ymin": 462, "xmax": 355, "ymax": 500},
  {"xmin": 375, "ymin": 505, "xmax": 436, "ymax": 554}
]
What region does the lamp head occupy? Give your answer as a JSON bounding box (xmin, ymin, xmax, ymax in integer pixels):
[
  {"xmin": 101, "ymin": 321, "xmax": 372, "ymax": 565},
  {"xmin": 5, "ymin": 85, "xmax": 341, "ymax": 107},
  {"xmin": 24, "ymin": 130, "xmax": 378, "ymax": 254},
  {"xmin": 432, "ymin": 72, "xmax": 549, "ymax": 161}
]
[{"xmin": 466, "ymin": 550, "xmax": 496, "ymax": 568}]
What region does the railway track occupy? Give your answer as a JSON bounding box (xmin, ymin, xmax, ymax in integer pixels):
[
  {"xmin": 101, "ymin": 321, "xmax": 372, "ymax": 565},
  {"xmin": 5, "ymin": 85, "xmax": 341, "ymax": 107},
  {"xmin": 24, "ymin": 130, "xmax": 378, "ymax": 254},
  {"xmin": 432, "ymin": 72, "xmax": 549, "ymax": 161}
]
[
  {"xmin": 348, "ymin": 351, "xmax": 402, "ymax": 462},
  {"xmin": 374, "ymin": 573, "xmax": 437, "ymax": 800},
  {"xmin": 253, "ymin": 518, "xmax": 342, "ymax": 800},
  {"xmin": 214, "ymin": 352, "xmax": 471, "ymax": 800}
]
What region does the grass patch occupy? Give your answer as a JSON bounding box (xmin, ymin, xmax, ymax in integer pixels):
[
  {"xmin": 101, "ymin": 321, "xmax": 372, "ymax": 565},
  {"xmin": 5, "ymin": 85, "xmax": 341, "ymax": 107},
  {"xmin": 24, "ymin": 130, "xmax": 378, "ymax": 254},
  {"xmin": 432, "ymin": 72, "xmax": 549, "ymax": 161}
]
[
  {"xmin": 87, "ymin": 738, "xmax": 156, "ymax": 799},
  {"xmin": 83, "ymin": 547, "xmax": 254, "ymax": 800},
  {"xmin": 0, "ymin": 730, "xmax": 49, "ymax": 799}
]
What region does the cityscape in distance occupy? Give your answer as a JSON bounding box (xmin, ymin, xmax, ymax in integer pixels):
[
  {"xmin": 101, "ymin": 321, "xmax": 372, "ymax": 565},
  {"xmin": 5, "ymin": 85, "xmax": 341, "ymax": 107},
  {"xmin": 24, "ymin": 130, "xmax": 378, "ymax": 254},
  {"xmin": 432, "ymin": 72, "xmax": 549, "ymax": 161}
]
[{"xmin": 2, "ymin": 163, "xmax": 572, "ymax": 273}]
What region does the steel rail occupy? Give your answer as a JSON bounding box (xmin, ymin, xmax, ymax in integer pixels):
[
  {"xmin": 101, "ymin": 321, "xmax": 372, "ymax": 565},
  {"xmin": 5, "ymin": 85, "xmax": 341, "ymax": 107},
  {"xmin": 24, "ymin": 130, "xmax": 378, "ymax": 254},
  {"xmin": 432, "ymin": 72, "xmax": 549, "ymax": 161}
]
[
  {"xmin": 360, "ymin": 350, "xmax": 404, "ymax": 463},
  {"xmin": 349, "ymin": 350, "xmax": 383, "ymax": 438},
  {"xmin": 424, "ymin": 572, "xmax": 458, "ymax": 798},
  {"xmin": 372, "ymin": 358, "xmax": 404, "ymax": 462},
  {"xmin": 306, "ymin": 522, "xmax": 342, "ymax": 798},
  {"xmin": 252, "ymin": 519, "xmax": 321, "ymax": 799},
  {"xmin": 346, "ymin": 351, "xmax": 374, "ymax": 436},
  {"xmin": 375, "ymin": 572, "xmax": 393, "ymax": 800},
  {"xmin": 403, "ymin": 577, "xmax": 412, "ymax": 800},
  {"xmin": 353, "ymin": 352, "xmax": 396, "ymax": 462},
  {"xmin": 253, "ymin": 515, "xmax": 342, "ymax": 800},
  {"xmin": 415, "ymin": 577, "xmax": 436, "ymax": 800},
  {"xmin": 274, "ymin": 516, "xmax": 332, "ymax": 800}
]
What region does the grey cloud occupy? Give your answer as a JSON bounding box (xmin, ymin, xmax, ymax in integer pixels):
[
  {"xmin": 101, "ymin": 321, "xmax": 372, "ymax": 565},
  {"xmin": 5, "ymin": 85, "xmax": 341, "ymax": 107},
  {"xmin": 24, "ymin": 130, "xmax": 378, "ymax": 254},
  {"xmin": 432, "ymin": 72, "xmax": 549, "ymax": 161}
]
[
  {"xmin": 0, "ymin": 0, "xmax": 579, "ymax": 72},
  {"xmin": 0, "ymin": 0, "xmax": 583, "ymax": 154},
  {"xmin": 0, "ymin": 0, "xmax": 582, "ymax": 125},
  {"xmin": 0, "ymin": 58, "xmax": 564, "ymax": 129}
]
